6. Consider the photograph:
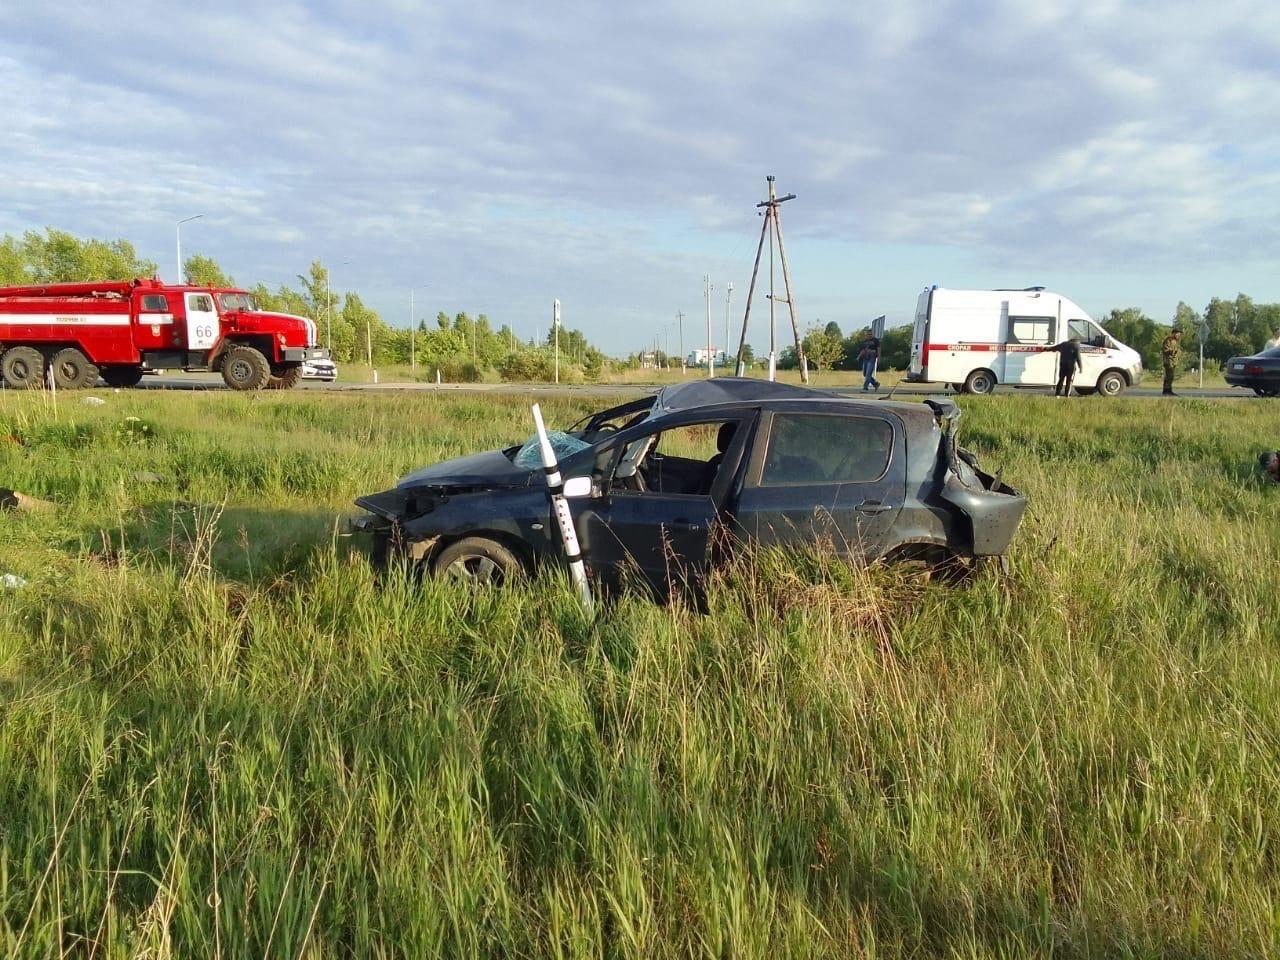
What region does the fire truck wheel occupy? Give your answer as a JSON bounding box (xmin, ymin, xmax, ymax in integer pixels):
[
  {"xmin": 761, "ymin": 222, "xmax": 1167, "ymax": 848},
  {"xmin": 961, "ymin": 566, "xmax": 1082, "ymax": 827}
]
[
  {"xmin": 1, "ymin": 346, "xmax": 47, "ymax": 389},
  {"xmin": 266, "ymin": 365, "xmax": 303, "ymax": 390},
  {"xmin": 102, "ymin": 366, "xmax": 144, "ymax": 388},
  {"xmin": 50, "ymin": 348, "xmax": 100, "ymax": 390},
  {"xmin": 221, "ymin": 345, "xmax": 271, "ymax": 391}
]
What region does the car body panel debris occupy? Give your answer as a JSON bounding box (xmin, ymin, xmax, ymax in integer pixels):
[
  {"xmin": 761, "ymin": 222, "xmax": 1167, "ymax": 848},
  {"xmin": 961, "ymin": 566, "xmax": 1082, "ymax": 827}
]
[
  {"xmin": 353, "ymin": 379, "xmax": 1028, "ymax": 596},
  {"xmin": 0, "ymin": 489, "xmax": 56, "ymax": 513}
]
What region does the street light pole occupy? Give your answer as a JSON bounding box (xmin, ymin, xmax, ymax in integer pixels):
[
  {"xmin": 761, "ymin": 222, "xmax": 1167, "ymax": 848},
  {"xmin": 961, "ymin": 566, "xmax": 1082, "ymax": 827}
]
[
  {"xmin": 175, "ymin": 214, "xmax": 203, "ymax": 283},
  {"xmin": 704, "ymin": 275, "xmax": 714, "ymax": 378}
]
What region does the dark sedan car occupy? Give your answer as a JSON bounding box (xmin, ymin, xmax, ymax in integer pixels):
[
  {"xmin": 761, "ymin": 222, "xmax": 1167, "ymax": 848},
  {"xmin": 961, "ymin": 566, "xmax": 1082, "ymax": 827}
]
[
  {"xmin": 353, "ymin": 379, "xmax": 1027, "ymax": 595},
  {"xmin": 1225, "ymin": 348, "xmax": 1280, "ymax": 397}
]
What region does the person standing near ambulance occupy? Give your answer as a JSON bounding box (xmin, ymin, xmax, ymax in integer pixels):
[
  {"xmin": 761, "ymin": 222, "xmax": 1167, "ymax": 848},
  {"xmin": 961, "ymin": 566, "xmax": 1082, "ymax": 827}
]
[{"xmin": 1045, "ymin": 337, "xmax": 1084, "ymax": 396}]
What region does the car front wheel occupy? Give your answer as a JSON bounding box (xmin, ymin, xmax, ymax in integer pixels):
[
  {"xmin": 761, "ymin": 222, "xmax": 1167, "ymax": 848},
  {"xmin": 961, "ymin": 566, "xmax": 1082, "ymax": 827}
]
[{"xmin": 432, "ymin": 536, "xmax": 522, "ymax": 586}]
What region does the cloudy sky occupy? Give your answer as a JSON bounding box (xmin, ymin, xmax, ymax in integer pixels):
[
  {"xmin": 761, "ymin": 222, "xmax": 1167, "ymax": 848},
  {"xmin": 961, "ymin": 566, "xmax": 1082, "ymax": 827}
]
[{"xmin": 2, "ymin": 1, "xmax": 1278, "ymax": 352}]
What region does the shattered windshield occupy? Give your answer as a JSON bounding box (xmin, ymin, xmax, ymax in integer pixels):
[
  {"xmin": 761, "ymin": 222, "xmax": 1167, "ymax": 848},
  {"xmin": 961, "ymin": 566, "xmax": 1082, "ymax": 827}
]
[{"xmin": 512, "ymin": 431, "xmax": 592, "ymax": 469}]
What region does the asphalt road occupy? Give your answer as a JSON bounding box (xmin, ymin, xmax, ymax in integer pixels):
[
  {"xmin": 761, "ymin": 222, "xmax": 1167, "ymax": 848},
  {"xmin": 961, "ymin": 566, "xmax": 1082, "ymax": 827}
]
[{"xmin": 132, "ymin": 372, "xmax": 1261, "ymax": 401}]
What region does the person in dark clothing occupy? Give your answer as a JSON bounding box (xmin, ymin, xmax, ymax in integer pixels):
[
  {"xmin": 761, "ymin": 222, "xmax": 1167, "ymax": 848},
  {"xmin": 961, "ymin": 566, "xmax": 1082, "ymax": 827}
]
[
  {"xmin": 1046, "ymin": 337, "xmax": 1084, "ymax": 396},
  {"xmin": 858, "ymin": 336, "xmax": 881, "ymax": 391}
]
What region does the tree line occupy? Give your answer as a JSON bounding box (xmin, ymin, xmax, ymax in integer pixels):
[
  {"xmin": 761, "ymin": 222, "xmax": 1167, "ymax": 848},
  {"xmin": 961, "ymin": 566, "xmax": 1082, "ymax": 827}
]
[
  {"xmin": 0, "ymin": 228, "xmax": 612, "ymax": 382},
  {"xmin": 5, "ymin": 228, "xmax": 1276, "ymax": 377}
]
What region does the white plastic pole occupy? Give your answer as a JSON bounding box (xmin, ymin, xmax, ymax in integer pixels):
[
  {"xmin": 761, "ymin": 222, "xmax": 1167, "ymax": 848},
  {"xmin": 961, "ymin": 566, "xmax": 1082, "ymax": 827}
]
[{"xmin": 532, "ymin": 403, "xmax": 593, "ymax": 611}]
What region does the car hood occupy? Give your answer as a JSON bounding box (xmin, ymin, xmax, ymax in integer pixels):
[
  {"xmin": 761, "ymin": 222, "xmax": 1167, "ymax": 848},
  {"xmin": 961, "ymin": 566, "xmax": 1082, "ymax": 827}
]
[{"xmin": 398, "ymin": 448, "xmax": 533, "ymax": 490}]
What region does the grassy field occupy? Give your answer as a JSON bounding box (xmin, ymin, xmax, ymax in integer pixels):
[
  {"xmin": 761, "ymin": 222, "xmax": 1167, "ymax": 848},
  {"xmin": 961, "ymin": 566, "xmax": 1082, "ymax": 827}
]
[{"xmin": 0, "ymin": 386, "xmax": 1276, "ymax": 958}]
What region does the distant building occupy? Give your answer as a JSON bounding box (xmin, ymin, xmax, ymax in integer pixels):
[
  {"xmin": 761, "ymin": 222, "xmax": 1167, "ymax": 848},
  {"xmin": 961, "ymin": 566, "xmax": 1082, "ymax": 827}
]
[{"xmin": 687, "ymin": 347, "xmax": 729, "ymax": 367}]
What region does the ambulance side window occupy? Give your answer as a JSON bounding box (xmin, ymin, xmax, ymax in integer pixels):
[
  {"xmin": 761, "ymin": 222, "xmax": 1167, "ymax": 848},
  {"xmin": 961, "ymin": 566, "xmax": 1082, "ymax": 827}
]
[
  {"xmin": 141, "ymin": 295, "xmax": 168, "ymax": 311},
  {"xmin": 1008, "ymin": 316, "xmax": 1053, "ymax": 344}
]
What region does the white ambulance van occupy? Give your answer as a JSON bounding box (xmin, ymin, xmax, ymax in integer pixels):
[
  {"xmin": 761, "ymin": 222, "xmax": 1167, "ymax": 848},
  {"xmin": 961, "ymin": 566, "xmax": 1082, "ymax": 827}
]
[{"xmin": 905, "ymin": 286, "xmax": 1143, "ymax": 396}]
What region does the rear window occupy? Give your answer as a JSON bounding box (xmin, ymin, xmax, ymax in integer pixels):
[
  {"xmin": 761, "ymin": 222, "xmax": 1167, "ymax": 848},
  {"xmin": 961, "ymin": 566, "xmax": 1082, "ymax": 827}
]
[
  {"xmin": 761, "ymin": 414, "xmax": 892, "ymax": 485},
  {"xmin": 140, "ymin": 295, "xmax": 168, "ymax": 311}
]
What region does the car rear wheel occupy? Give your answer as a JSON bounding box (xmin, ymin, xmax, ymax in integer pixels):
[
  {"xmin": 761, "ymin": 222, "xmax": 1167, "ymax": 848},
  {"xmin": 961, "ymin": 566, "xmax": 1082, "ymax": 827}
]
[
  {"xmin": 432, "ymin": 536, "xmax": 522, "ymax": 586},
  {"xmin": 1, "ymin": 346, "xmax": 46, "ymax": 389},
  {"xmin": 50, "ymin": 348, "xmax": 100, "ymax": 389},
  {"xmin": 962, "ymin": 369, "xmax": 996, "ymax": 395},
  {"xmin": 1096, "ymin": 369, "xmax": 1127, "ymax": 397},
  {"xmin": 1254, "ymin": 387, "xmax": 1279, "ymax": 398}
]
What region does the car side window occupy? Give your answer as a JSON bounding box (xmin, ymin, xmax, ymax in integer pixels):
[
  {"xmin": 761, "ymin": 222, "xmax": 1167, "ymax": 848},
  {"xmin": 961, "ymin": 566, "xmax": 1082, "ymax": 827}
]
[
  {"xmin": 141, "ymin": 294, "xmax": 169, "ymax": 311},
  {"xmin": 608, "ymin": 419, "xmax": 739, "ymax": 497},
  {"xmin": 761, "ymin": 414, "xmax": 891, "ymax": 485},
  {"xmin": 188, "ymin": 294, "xmax": 214, "ymax": 312}
]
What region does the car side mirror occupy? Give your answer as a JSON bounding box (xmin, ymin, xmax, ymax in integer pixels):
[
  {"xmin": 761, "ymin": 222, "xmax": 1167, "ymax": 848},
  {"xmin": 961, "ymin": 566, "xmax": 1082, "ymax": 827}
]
[{"xmin": 562, "ymin": 476, "xmax": 594, "ymax": 499}]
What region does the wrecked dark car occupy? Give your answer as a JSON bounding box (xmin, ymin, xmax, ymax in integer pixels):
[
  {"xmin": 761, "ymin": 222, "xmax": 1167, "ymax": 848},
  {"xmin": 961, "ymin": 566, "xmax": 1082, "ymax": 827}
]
[{"xmin": 353, "ymin": 379, "xmax": 1027, "ymax": 594}]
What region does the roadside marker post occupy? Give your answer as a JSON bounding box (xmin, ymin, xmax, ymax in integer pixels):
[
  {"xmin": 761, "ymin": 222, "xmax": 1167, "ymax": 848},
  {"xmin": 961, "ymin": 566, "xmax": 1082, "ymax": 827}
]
[{"xmin": 531, "ymin": 403, "xmax": 593, "ymax": 612}]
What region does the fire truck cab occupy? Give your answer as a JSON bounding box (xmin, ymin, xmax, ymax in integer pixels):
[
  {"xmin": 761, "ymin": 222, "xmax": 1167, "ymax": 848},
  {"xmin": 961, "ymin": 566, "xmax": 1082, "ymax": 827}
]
[{"xmin": 0, "ymin": 278, "xmax": 327, "ymax": 390}]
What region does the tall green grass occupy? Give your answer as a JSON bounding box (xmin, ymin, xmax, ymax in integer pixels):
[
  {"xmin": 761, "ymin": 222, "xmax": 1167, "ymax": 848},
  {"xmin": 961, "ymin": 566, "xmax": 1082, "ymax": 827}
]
[{"xmin": 0, "ymin": 388, "xmax": 1276, "ymax": 957}]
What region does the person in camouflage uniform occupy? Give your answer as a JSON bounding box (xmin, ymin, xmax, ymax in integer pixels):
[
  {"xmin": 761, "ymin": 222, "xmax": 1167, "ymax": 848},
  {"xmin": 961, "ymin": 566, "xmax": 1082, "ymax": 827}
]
[{"xmin": 1161, "ymin": 329, "xmax": 1182, "ymax": 396}]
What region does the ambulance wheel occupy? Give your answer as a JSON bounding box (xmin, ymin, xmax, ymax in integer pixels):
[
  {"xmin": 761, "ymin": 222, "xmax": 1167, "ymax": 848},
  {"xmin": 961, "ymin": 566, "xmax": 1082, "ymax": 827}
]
[
  {"xmin": 1, "ymin": 346, "xmax": 46, "ymax": 389},
  {"xmin": 1097, "ymin": 369, "xmax": 1127, "ymax": 397},
  {"xmin": 221, "ymin": 345, "xmax": 271, "ymax": 391},
  {"xmin": 432, "ymin": 536, "xmax": 522, "ymax": 586},
  {"xmin": 102, "ymin": 366, "xmax": 145, "ymax": 388},
  {"xmin": 962, "ymin": 369, "xmax": 996, "ymax": 395},
  {"xmin": 267, "ymin": 365, "xmax": 303, "ymax": 390},
  {"xmin": 50, "ymin": 348, "xmax": 100, "ymax": 390}
]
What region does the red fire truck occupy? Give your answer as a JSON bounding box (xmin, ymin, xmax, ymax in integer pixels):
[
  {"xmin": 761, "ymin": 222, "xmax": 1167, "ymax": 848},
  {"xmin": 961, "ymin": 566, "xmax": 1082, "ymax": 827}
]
[{"xmin": 0, "ymin": 278, "xmax": 328, "ymax": 391}]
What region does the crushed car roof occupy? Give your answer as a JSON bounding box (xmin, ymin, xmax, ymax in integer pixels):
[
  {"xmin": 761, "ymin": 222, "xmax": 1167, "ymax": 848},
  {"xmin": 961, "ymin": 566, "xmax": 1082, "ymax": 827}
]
[
  {"xmin": 653, "ymin": 377, "xmax": 958, "ymax": 426},
  {"xmin": 655, "ymin": 378, "xmax": 835, "ymax": 412}
]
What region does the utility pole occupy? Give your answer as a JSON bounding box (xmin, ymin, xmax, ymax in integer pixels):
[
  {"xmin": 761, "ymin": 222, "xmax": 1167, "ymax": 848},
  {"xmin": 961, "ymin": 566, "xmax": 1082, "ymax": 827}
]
[
  {"xmin": 677, "ymin": 310, "xmax": 685, "ymax": 371},
  {"xmin": 175, "ymin": 214, "xmax": 203, "ymax": 284},
  {"xmin": 325, "ymin": 271, "xmax": 333, "ymax": 352},
  {"xmin": 704, "ymin": 274, "xmax": 714, "ymax": 378},
  {"xmin": 409, "ymin": 288, "xmax": 416, "ymax": 371},
  {"xmin": 553, "ymin": 299, "xmax": 561, "ymax": 384},
  {"xmin": 734, "ymin": 176, "xmax": 806, "ymax": 383},
  {"xmin": 724, "ymin": 282, "xmax": 733, "ymax": 371}
]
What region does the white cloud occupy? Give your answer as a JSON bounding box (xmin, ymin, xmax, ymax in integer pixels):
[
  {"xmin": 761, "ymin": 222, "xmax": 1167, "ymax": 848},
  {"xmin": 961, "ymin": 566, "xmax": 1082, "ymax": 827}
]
[{"xmin": 0, "ymin": 0, "xmax": 1278, "ymax": 348}]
